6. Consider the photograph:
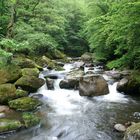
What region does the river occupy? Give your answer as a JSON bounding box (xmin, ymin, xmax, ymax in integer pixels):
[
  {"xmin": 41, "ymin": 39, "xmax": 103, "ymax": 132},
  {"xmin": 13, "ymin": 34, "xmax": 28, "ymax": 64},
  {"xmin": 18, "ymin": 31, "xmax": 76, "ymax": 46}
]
[{"xmin": 3, "ymin": 63, "xmax": 140, "ymax": 140}]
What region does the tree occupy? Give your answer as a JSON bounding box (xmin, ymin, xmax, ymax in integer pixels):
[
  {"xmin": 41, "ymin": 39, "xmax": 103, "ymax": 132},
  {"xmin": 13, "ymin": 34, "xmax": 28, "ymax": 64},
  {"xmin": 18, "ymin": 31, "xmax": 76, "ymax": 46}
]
[{"xmin": 84, "ymin": 0, "xmax": 140, "ymax": 69}]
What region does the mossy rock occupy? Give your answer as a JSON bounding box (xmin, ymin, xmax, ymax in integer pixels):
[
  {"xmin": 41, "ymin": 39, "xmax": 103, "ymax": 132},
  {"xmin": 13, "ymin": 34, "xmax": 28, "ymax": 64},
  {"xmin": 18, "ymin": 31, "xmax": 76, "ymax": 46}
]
[
  {"xmin": 81, "ymin": 52, "xmax": 93, "ymax": 62},
  {"xmin": 0, "ymin": 65, "xmax": 21, "ymax": 84},
  {"xmin": 37, "ymin": 56, "xmax": 56, "ymax": 69},
  {"xmin": 8, "ymin": 97, "xmax": 41, "ymax": 111},
  {"xmin": 0, "ymin": 84, "xmax": 28, "ymax": 104},
  {"xmin": 13, "ymin": 57, "xmax": 43, "ymax": 71},
  {"xmin": 15, "ymin": 76, "xmax": 45, "ymax": 92},
  {"xmin": 49, "ymin": 49, "xmax": 66, "ymax": 59},
  {"xmin": 124, "ymin": 123, "xmax": 140, "ymax": 140},
  {"xmin": 59, "ymin": 69, "xmax": 84, "ymax": 89},
  {"xmin": 0, "ymin": 119, "xmax": 22, "ymax": 133},
  {"xmin": 117, "ymin": 72, "xmax": 140, "ymax": 95},
  {"xmin": 0, "ymin": 84, "xmax": 16, "ymax": 104},
  {"xmin": 21, "ymin": 68, "xmax": 39, "ymax": 77},
  {"xmin": 15, "ymin": 89, "xmax": 28, "ymax": 98},
  {"xmin": 22, "ymin": 113, "xmax": 40, "ymax": 128}
]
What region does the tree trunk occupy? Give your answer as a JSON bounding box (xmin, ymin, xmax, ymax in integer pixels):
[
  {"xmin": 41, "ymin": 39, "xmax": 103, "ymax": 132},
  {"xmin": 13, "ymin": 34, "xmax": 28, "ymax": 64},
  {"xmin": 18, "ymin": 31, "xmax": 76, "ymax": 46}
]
[{"xmin": 6, "ymin": 2, "xmax": 17, "ymax": 38}]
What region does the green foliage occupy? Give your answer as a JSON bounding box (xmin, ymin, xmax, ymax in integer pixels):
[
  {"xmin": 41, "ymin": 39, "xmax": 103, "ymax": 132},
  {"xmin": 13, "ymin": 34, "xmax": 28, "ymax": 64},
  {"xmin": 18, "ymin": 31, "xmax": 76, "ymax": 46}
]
[
  {"xmin": 0, "ymin": 38, "xmax": 30, "ymax": 53},
  {"xmin": 0, "ymin": 0, "xmax": 88, "ymax": 57},
  {"xmin": 1, "ymin": 0, "xmax": 140, "ymax": 70},
  {"xmin": 84, "ymin": 0, "xmax": 140, "ymax": 69},
  {"xmin": 22, "ymin": 112, "xmax": 40, "ymax": 128},
  {"xmin": 0, "ymin": 49, "xmax": 13, "ymax": 67}
]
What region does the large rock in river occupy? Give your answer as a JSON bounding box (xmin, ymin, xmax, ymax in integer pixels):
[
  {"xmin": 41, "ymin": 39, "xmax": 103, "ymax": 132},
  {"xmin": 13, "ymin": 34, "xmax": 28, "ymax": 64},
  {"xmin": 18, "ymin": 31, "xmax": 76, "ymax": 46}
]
[
  {"xmin": 117, "ymin": 73, "xmax": 140, "ymax": 95},
  {"xmin": 124, "ymin": 123, "xmax": 140, "ymax": 140},
  {"xmin": 21, "ymin": 68, "xmax": 39, "ymax": 77},
  {"xmin": 59, "ymin": 69, "xmax": 84, "ymax": 89},
  {"xmin": 37, "ymin": 56, "xmax": 56, "ymax": 69},
  {"xmin": 79, "ymin": 74, "xmax": 109, "ymax": 96},
  {"xmin": 49, "ymin": 49, "xmax": 66, "ymax": 59},
  {"xmin": 8, "ymin": 97, "xmax": 41, "ymax": 111},
  {"xmin": 81, "ymin": 52, "xmax": 93, "ymax": 62},
  {"xmin": 15, "ymin": 76, "xmax": 45, "ymax": 92}
]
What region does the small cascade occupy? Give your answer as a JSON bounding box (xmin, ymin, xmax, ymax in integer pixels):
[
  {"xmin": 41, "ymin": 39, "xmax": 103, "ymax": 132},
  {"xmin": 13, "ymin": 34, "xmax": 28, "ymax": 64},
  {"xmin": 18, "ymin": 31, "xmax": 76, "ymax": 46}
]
[{"xmin": 94, "ymin": 82, "xmax": 129, "ymax": 103}]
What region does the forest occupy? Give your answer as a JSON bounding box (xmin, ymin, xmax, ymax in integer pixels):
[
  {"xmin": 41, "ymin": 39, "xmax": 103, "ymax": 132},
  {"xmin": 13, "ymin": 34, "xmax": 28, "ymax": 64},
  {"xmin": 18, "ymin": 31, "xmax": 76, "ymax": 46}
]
[{"xmin": 0, "ymin": 0, "xmax": 140, "ymax": 69}]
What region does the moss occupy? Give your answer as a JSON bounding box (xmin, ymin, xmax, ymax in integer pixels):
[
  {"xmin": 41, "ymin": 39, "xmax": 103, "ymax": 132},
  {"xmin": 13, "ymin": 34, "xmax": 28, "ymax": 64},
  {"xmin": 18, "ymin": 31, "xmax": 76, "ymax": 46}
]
[
  {"xmin": 0, "ymin": 65, "xmax": 21, "ymax": 84},
  {"xmin": 0, "ymin": 84, "xmax": 17, "ymax": 104},
  {"xmin": 21, "ymin": 68, "xmax": 39, "ymax": 77},
  {"xmin": 48, "ymin": 49, "xmax": 66, "ymax": 59},
  {"xmin": 124, "ymin": 123, "xmax": 140, "ymax": 140},
  {"xmin": 13, "ymin": 57, "xmax": 43, "ymax": 71},
  {"xmin": 15, "ymin": 76, "xmax": 45, "ymax": 92},
  {"xmin": 15, "ymin": 89, "xmax": 28, "ymax": 98},
  {"xmin": 131, "ymin": 71, "xmax": 140, "ymax": 83},
  {"xmin": 117, "ymin": 71, "xmax": 140, "ymax": 95},
  {"xmin": 0, "ymin": 119, "xmax": 22, "ymax": 133},
  {"xmin": 8, "ymin": 97, "xmax": 41, "ymax": 111},
  {"xmin": 37, "ymin": 56, "xmax": 56, "ymax": 69},
  {"xmin": 22, "ymin": 113, "xmax": 40, "ymax": 128}
]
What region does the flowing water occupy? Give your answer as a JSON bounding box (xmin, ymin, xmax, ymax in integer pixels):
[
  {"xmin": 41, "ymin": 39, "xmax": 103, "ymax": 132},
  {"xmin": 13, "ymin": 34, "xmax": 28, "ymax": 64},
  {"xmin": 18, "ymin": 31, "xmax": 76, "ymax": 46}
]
[{"xmin": 3, "ymin": 63, "xmax": 140, "ymax": 140}]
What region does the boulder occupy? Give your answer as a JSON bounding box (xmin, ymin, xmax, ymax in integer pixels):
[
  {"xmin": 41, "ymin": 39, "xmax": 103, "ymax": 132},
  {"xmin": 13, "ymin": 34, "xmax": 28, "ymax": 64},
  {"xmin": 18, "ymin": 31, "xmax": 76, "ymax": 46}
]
[
  {"xmin": 0, "ymin": 65, "xmax": 21, "ymax": 84},
  {"xmin": 124, "ymin": 123, "xmax": 140, "ymax": 140},
  {"xmin": 79, "ymin": 74, "xmax": 109, "ymax": 96},
  {"xmin": 8, "ymin": 97, "xmax": 41, "ymax": 111},
  {"xmin": 81, "ymin": 52, "xmax": 93, "ymax": 62},
  {"xmin": 37, "ymin": 56, "xmax": 56, "ymax": 69},
  {"xmin": 15, "ymin": 76, "xmax": 45, "ymax": 92},
  {"xmin": 46, "ymin": 78, "xmax": 54, "ymax": 90},
  {"xmin": 22, "ymin": 113, "xmax": 40, "ymax": 128},
  {"xmin": 0, "ymin": 84, "xmax": 16, "ymax": 104},
  {"xmin": 59, "ymin": 69, "xmax": 84, "ymax": 89},
  {"xmin": 49, "ymin": 49, "xmax": 66, "ymax": 59},
  {"xmin": 59, "ymin": 79, "xmax": 79, "ymax": 89},
  {"xmin": 66, "ymin": 69, "xmax": 84, "ymax": 80},
  {"xmin": 0, "ymin": 119, "xmax": 22, "ymax": 133},
  {"xmin": 13, "ymin": 57, "xmax": 43, "ymax": 70},
  {"xmin": 114, "ymin": 124, "xmax": 126, "ymax": 132},
  {"xmin": 21, "ymin": 68, "xmax": 39, "ymax": 77},
  {"xmin": 117, "ymin": 78, "xmax": 129, "ymax": 92},
  {"xmin": 117, "ymin": 74, "xmax": 140, "ymax": 95},
  {"xmin": 73, "ymin": 61, "xmax": 85, "ymax": 69}
]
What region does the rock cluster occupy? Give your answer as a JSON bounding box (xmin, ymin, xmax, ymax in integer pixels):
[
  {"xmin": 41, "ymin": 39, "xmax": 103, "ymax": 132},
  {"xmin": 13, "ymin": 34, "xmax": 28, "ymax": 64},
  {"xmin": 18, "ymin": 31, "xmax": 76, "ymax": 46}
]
[{"xmin": 0, "ymin": 58, "xmax": 45, "ymax": 134}]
